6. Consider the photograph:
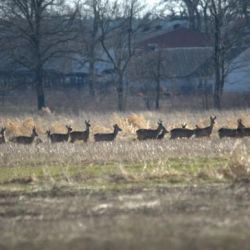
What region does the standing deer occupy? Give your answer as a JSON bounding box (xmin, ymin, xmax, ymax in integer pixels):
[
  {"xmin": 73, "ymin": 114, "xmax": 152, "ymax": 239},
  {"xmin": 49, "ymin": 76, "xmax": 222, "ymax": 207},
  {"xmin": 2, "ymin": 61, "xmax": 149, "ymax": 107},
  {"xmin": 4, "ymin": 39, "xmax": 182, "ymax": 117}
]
[
  {"xmin": 194, "ymin": 116, "xmax": 216, "ymax": 138},
  {"xmin": 70, "ymin": 120, "xmax": 91, "ymax": 143},
  {"xmin": 94, "ymin": 124, "xmax": 122, "ymax": 142},
  {"xmin": 218, "ymin": 119, "xmax": 245, "ymax": 138},
  {"xmin": 156, "ymin": 126, "xmax": 169, "ymax": 139},
  {"xmin": 47, "ymin": 125, "xmax": 72, "ymax": 143},
  {"xmin": 170, "ymin": 123, "xmax": 195, "ymax": 139},
  {"xmin": 0, "ymin": 127, "xmax": 6, "ymax": 144},
  {"xmin": 136, "ymin": 120, "xmax": 166, "ymax": 140},
  {"xmin": 10, "ymin": 127, "xmax": 38, "ymax": 144}
]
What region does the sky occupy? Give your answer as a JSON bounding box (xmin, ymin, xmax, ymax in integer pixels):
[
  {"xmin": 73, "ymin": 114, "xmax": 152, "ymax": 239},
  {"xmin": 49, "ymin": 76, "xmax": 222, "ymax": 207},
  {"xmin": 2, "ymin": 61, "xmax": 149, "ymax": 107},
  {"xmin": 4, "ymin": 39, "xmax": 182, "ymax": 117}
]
[
  {"xmin": 142, "ymin": 0, "xmax": 162, "ymax": 12},
  {"xmin": 146, "ymin": 0, "xmax": 161, "ymax": 8}
]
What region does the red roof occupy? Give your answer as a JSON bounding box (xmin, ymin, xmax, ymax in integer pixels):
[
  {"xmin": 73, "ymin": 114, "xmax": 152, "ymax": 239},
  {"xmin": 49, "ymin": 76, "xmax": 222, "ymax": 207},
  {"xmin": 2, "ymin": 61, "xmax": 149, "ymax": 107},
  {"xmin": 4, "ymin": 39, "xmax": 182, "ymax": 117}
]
[{"xmin": 139, "ymin": 28, "xmax": 212, "ymax": 49}]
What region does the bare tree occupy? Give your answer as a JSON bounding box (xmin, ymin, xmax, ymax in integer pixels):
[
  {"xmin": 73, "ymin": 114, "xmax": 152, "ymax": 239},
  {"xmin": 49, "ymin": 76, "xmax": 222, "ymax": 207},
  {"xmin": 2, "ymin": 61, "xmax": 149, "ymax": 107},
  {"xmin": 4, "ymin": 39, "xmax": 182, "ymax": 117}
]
[
  {"xmin": 208, "ymin": 0, "xmax": 247, "ymax": 109},
  {"xmin": 98, "ymin": 0, "xmax": 146, "ymax": 111},
  {"xmin": 163, "ymin": 0, "xmax": 201, "ymax": 30},
  {"xmin": 78, "ymin": 0, "xmax": 102, "ymax": 97},
  {"xmin": 0, "ymin": 0, "xmax": 78, "ymax": 110},
  {"xmin": 182, "ymin": 0, "xmax": 201, "ymax": 30},
  {"xmin": 128, "ymin": 48, "xmax": 167, "ymax": 110},
  {"xmin": 238, "ymin": 0, "xmax": 250, "ymax": 25},
  {"xmin": 164, "ymin": 0, "xmax": 249, "ymax": 109}
]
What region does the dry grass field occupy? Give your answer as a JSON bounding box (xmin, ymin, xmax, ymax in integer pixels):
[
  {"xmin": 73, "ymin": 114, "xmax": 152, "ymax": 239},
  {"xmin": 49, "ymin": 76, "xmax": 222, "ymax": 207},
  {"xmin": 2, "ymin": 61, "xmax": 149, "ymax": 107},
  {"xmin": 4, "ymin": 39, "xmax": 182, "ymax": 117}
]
[{"xmin": 1, "ymin": 109, "xmax": 250, "ymax": 249}]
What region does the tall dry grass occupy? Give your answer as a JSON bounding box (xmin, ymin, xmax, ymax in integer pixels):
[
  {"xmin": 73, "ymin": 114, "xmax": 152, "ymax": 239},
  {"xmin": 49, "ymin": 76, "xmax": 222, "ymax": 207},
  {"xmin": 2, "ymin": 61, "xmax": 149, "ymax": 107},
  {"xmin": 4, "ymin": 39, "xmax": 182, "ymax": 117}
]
[
  {"xmin": 1, "ymin": 109, "xmax": 250, "ymax": 183},
  {"xmin": 1, "ymin": 109, "xmax": 250, "ymax": 137}
]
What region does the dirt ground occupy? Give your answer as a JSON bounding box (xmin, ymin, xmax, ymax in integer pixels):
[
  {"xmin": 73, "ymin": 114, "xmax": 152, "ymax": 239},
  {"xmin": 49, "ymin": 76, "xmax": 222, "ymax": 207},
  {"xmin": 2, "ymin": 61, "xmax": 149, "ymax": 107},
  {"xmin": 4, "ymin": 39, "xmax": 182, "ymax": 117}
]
[{"xmin": 1, "ymin": 181, "xmax": 250, "ymax": 250}]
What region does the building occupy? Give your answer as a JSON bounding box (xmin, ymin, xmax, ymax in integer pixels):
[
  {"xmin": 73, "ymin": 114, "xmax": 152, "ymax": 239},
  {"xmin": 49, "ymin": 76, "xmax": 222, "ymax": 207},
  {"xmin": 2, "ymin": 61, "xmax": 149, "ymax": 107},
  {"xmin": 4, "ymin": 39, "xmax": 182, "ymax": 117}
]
[{"xmin": 131, "ymin": 27, "xmax": 213, "ymax": 95}]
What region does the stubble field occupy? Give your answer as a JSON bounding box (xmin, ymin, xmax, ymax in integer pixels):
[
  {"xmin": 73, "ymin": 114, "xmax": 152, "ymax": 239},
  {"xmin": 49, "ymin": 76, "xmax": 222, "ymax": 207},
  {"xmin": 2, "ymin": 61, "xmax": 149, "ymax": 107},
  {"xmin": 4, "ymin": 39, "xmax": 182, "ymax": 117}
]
[{"xmin": 1, "ymin": 109, "xmax": 250, "ymax": 250}]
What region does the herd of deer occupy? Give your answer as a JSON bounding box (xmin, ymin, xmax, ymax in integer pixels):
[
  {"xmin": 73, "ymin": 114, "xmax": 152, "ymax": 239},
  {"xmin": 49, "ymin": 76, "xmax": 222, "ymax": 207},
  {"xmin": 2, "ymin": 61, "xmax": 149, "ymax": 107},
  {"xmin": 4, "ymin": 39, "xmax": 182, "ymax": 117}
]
[{"xmin": 0, "ymin": 116, "xmax": 250, "ymax": 145}]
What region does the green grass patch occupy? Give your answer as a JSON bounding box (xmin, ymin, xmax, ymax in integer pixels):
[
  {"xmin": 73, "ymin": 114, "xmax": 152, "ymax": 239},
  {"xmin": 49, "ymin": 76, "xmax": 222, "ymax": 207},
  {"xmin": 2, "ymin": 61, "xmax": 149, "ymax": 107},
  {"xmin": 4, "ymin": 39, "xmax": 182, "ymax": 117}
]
[{"xmin": 0, "ymin": 156, "xmax": 230, "ymax": 194}]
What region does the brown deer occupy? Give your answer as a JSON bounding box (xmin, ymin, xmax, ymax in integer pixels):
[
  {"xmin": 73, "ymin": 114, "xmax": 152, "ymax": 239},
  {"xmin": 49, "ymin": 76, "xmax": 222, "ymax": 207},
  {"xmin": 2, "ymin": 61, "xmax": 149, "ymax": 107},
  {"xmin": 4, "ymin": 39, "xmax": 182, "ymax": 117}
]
[
  {"xmin": 218, "ymin": 119, "xmax": 244, "ymax": 139},
  {"xmin": 156, "ymin": 125, "xmax": 169, "ymax": 139},
  {"xmin": 194, "ymin": 116, "xmax": 216, "ymax": 138},
  {"xmin": 237, "ymin": 119, "xmax": 246, "ymax": 129},
  {"xmin": 136, "ymin": 120, "xmax": 166, "ymax": 140},
  {"xmin": 0, "ymin": 127, "xmax": 6, "ymax": 144},
  {"xmin": 94, "ymin": 124, "xmax": 122, "ymax": 142},
  {"xmin": 236, "ymin": 119, "xmax": 250, "ymax": 137},
  {"xmin": 47, "ymin": 125, "xmax": 72, "ymax": 143},
  {"xmin": 10, "ymin": 127, "xmax": 38, "ymax": 144},
  {"xmin": 170, "ymin": 124, "xmax": 195, "ymax": 139},
  {"xmin": 70, "ymin": 120, "xmax": 91, "ymax": 143}
]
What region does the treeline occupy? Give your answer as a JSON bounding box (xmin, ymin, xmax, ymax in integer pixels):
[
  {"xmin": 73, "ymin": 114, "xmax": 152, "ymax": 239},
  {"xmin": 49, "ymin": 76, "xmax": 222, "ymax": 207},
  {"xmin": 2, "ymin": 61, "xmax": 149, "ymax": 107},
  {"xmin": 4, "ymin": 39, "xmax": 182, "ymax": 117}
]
[{"xmin": 0, "ymin": 0, "xmax": 249, "ymax": 111}]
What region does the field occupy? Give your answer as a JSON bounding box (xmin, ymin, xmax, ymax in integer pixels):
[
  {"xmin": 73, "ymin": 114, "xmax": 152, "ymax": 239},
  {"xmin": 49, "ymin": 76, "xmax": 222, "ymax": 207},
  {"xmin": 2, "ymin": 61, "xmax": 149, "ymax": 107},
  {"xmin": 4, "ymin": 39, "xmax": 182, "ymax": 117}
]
[{"xmin": 1, "ymin": 110, "xmax": 250, "ymax": 249}]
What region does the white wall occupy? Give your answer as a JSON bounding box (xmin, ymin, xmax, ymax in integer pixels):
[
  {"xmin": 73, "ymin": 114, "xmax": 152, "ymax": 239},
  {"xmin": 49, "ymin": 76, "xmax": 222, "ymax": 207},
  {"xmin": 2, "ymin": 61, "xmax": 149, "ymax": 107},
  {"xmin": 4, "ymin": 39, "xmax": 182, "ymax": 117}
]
[{"xmin": 225, "ymin": 48, "xmax": 250, "ymax": 92}]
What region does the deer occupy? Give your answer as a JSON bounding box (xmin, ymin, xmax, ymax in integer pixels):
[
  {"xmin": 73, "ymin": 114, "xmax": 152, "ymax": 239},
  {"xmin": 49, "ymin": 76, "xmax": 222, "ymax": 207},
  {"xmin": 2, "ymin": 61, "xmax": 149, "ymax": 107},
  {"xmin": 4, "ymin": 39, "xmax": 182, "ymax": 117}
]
[
  {"xmin": 236, "ymin": 119, "xmax": 250, "ymax": 137},
  {"xmin": 170, "ymin": 124, "xmax": 195, "ymax": 139},
  {"xmin": 47, "ymin": 125, "xmax": 72, "ymax": 143},
  {"xmin": 218, "ymin": 119, "xmax": 245, "ymax": 139},
  {"xmin": 9, "ymin": 127, "xmax": 38, "ymax": 144},
  {"xmin": 0, "ymin": 127, "xmax": 6, "ymax": 144},
  {"xmin": 69, "ymin": 120, "xmax": 91, "ymax": 143},
  {"xmin": 194, "ymin": 116, "xmax": 216, "ymax": 138},
  {"xmin": 156, "ymin": 125, "xmax": 169, "ymax": 140},
  {"xmin": 94, "ymin": 124, "xmax": 122, "ymax": 142},
  {"xmin": 136, "ymin": 120, "xmax": 166, "ymax": 140}
]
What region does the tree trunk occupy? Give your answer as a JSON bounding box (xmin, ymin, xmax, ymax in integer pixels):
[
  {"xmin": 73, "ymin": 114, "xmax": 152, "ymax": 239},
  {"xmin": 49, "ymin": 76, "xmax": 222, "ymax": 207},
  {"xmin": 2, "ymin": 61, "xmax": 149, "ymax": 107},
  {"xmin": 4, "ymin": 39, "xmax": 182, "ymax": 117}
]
[
  {"xmin": 188, "ymin": 8, "xmax": 196, "ymax": 30},
  {"xmin": 213, "ymin": 14, "xmax": 222, "ymax": 110},
  {"xmin": 36, "ymin": 67, "xmax": 45, "ymax": 110},
  {"xmin": 214, "ymin": 53, "xmax": 221, "ymax": 109},
  {"xmin": 185, "ymin": 0, "xmax": 197, "ymax": 30},
  {"xmin": 117, "ymin": 74, "xmax": 124, "ymax": 111},
  {"xmin": 155, "ymin": 78, "xmax": 160, "ymax": 110},
  {"xmin": 213, "ymin": 86, "xmax": 221, "ymax": 109},
  {"xmin": 195, "ymin": 9, "xmax": 201, "ymax": 31},
  {"xmin": 89, "ymin": 58, "xmax": 96, "ymax": 97},
  {"xmin": 155, "ymin": 64, "xmax": 161, "ymax": 110},
  {"xmin": 203, "ymin": 7, "xmax": 209, "ymax": 34},
  {"xmin": 155, "ymin": 51, "xmax": 162, "ymax": 109}
]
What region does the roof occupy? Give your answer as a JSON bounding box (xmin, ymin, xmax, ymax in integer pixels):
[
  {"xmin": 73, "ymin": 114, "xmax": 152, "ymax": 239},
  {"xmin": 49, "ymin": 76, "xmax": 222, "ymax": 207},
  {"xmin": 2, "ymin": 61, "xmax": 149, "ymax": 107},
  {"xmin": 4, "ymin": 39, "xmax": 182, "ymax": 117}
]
[
  {"xmin": 225, "ymin": 48, "xmax": 250, "ymax": 92},
  {"xmin": 138, "ymin": 27, "xmax": 212, "ymax": 49},
  {"xmin": 130, "ymin": 47, "xmax": 213, "ymax": 80},
  {"xmin": 161, "ymin": 48, "xmax": 213, "ymax": 78}
]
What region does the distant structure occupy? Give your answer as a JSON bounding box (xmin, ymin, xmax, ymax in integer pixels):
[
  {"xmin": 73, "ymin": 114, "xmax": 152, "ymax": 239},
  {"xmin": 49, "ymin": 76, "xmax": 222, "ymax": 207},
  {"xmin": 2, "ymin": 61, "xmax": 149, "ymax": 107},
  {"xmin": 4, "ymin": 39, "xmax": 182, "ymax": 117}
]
[{"xmin": 138, "ymin": 27, "xmax": 211, "ymax": 50}]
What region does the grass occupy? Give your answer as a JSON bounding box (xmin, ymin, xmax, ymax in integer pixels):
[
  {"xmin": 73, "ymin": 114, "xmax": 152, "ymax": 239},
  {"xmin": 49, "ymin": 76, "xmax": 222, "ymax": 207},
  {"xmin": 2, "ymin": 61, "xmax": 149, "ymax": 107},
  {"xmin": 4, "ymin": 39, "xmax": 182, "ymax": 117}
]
[
  {"xmin": 0, "ymin": 155, "xmax": 232, "ymax": 193},
  {"xmin": 2, "ymin": 109, "xmax": 250, "ymax": 249},
  {"xmin": 1, "ymin": 109, "xmax": 250, "ymax": 192}
]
